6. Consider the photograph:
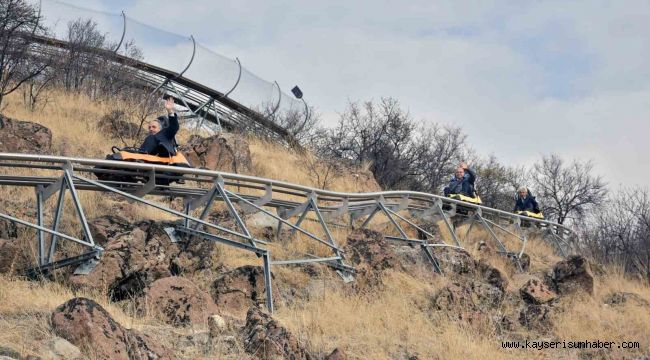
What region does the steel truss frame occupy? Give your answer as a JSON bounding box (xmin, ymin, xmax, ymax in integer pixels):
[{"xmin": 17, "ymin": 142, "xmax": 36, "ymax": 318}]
[{"xmin": 0, "ymin": 153, "xmax": 574, "ymax": 313}]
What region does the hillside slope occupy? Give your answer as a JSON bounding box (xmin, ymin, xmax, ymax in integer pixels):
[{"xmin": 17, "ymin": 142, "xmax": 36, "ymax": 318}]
[{"xmin": 0, "ymin": 90, "xmax": 648, "ymax": 360}]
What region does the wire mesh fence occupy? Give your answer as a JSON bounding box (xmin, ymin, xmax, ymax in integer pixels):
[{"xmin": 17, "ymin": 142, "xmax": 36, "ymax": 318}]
[{"xmin": 35, "ymin": 0, "xmax": 309, "ymax": 138}]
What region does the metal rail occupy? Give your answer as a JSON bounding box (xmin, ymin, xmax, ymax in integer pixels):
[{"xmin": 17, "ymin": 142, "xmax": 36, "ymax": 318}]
[
  {"xmin": 26, "ymin": 33, "xmax": 299, "ymax": 143},
  {"xmin": 0, "ymin": 153, "xmax": 573, "ymax": 312}
]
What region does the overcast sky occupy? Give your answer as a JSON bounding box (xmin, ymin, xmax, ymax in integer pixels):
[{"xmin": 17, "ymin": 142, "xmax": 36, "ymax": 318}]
[{"xmin": 41, "ymin": 0, "xmax": 650, "ymax": 188}]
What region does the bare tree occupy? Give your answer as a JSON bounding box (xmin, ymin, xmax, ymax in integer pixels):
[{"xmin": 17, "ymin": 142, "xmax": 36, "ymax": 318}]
[
  {"xmin": 318, "ymin": 98, "xmax": 423, "ymax": 189},
  {"xmin": 0, "ymin": 0, "xmax": 49, "ymax": 108},
  {"xmin": 472, "ymin": 155, "xmax": 527, "ymax": 210},
  {"xmin": 22, "ymin": 65, "xmax": 55, "ymax": 111},
  {"xmin": 584, "ymin": 187, "xmax": 650, "ymax": 281},
  {"xmin": 530, "ymin": 154, "xmax": 607, "ymax": 224},
  {"xmin": 408, "ymin": 123, "xmax": 468, "ymax": 193},
  {"xmin": 59, "ymin": 18, "xmax": 106, "ymax": 92},
  {"xmin": 299, "ymin": 152, "xmax": 343, "ymax": 190}
]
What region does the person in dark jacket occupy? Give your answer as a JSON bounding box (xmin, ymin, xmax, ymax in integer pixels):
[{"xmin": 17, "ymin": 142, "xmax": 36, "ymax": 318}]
[
  {"xmin": 513, "ymin": 186, "xmax": 540, "ymax": 213},
  {"xmin": 443, "ymin": 162, "xmax": 477, "ymax": 197},
  {"xmin": 140, "ymin": 97, "xmax": 179, "ymax": 157}
]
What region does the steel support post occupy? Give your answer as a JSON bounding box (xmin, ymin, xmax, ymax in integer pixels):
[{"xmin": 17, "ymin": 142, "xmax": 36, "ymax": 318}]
[
  {"xmin": 476, "ymin": 213, "xmax": 507, "ymax": 253},
  {"xmin": 378, "ymin": 202, "xmax": 408, "ymax": 239},
  {"xmin": 360, "ymin": 205, "xmax": 380, "ymax": 229},
  {"xmin": 262, "ymin": 251, "xmax": 274, "ymax": 313},
  {"xmin": 48, "ymin": 177, "xmax": 67, "ymax": 263},
  {"xmin": 225, "ymin": 189, "xmax": 343, "ymax": 252},
  {"xmin": 64, "ymin": 169, "xmax": 94, "ymax": 246},
  {"xmin": 288, "ymin": 202, "xmax": 311, "ymax": 239},
  {"xmin": 74, "ymin": 174, "xmax": 253, "ymax": 242},
  {"xmin": 183, "ymin": 201, "xmax": 191, "ymax": 228},
  {"xmin": 214, "ymin": 178, "xmax": 257, "ymax": 247},
  {"xmin": 435, "ymin": 201, "xmax": 461, "ymax": 247},
  {"xmin": 36, "ymin": 186, "xmax": 45, "ymax": 266},
  {"xmin": 464, "ymin": 218, "xmax": 475, "ymax": 241},
  {"xmin": 421, "ymin": 244, "xmax": 442, "ymax": 274},
  {"xmin": 309, "ymin": 198, "xmax": 345, "ymax": 263}
]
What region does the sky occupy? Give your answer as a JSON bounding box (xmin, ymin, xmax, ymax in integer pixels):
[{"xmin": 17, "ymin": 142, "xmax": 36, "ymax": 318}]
[{"xmin": 38, "ymin": 0, "xmax": 650, "ymax": 188}]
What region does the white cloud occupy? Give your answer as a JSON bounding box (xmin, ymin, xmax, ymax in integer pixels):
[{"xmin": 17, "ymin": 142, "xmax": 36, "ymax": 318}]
[{"xmin": 43, "ymin": 0, "xmax": 650, "ymax": 187}]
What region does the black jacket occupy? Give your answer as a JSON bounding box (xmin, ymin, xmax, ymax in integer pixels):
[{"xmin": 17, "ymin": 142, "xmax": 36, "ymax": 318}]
[
  {"xmin": 514, "ymin": 193, "xmax": 540, "ymax": 213},
  {"xmin": 140, "ymin": 113, "xmax": 179, "ymax": 157},
  {"xmin": 443, "ymin": 167, "xmax": 477, "ymax": 197}
]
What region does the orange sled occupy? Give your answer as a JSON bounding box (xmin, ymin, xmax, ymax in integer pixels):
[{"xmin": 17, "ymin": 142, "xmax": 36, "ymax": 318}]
[{"xmin": 95, "ymin": 146, "xmax": 191, "ymax": 186}]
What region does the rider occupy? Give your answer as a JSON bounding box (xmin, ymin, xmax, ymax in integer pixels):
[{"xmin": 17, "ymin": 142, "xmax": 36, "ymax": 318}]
[
  {"xmin": 443, "ymin": 161, "xmax": 477, "ymax": 198},
  {"xmin": 139, "ymin": 97, "xmax": 179, "ymax": 157},
  {"xmin": 513, "ymin": 186, "xmax": 541, "ymax": 213}
]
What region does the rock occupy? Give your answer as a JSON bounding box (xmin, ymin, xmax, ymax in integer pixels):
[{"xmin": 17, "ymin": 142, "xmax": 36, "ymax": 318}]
[
  {"xmin": 39, "ymin": 337, "xmax": 82, "ymax": 360},
  {"xmin": 98, "ymin": 111, "xmax": 140, "ymax": 140},
  {"xmin": 211, "ymin": 266, "xmax": 274, "ymax": 318},
  {"xmin": 242, "ymin": 307, "xmax": 312, "ymax": 359},
  {"xmin": 603, "ymin": 292, "xmax": 650, "ymax": 307},
  {"xmin": 516, "ymin": 253, "xmax": 531, "ymax": 272},
  {"xmin": 0, "ymin": 115, "xmax": 52, "ymax": 153},
  {"xmin": 208, "ymin": 314, "xmax": 228, "ymax": 337},
  {"xmin": 181, "ymin": 133, "xmax": 252, "ymax": 173},
  {"xmin": 87, "ymin": 215, "xmax": 135, "ymax": 247},
  {"xmin": 550, "ymin": 255, "xmax": 594, "ymax": 296},
  {"xmin": 431, "ymin": 273, "xmax": 507, "ymax": 322},
  {"xmin": 476, "ymin": 260, "xmax": 508, "ymax": 292},
  {"xmin": 139, "ymin": 276, "xmax": 218, "ymax": 327},
  {"xmin": 0, "ymin": 346, "xmax": 21, "ymax": 359},
  {"xmin": 70, "ymin": 217, "xmax": 219, "ymax": 300},
  {"xmin": 0, "ymin": 239, "xmax": 33, "ymax": 275},
  {"xmin": 325, "ymin": 348, "xmax": 347, "ymax": 360},
  {"xmin": 51, "ymin": 297, "xmax": 174, "ymax": 360},
  {"xmin": 345, "ymin": 229, "xmax": 400, "ymax": 287},
  {"xmin": 518, "ymin": 304, "xmax": 553, "ymax": 332},
  {"xmin": 430, "ymin": 246, "xmax": 475, "ymax": 276},
  {"xmin": 520, "ymin": 277, "xmax": 557, "ymax": 304}
]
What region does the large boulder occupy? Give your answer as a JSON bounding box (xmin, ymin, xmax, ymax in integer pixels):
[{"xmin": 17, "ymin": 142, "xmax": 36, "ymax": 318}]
[
  {"xmin": 549, "ymin": 255, "xmax": 594, "ymax": 296},
  {"xmin": 430, "ymin": 246, "xmax": 475, "ymax": 276},
  {"xmin": 139, "ymin": 276, "xmax": 218, "ymax": 327},
  {"xmin": 181, "ymin": 133, "xmax": 252, "ymax": 173},
  {"xmin": 520, "ymin": 277, "xmax": 557, "ymax": 305},
  {"xmin": 429, "ymin": 250, "xmax": 509, "ymax": 323},
  {"xmin": 51, "ymin": 297, "xmax": 174, "ymax": 360},
  {"xmin": 325, "ymin": 348, "xmax": 348, "ymax": 360},
  {"xmin": 518, "ymin": 304, "xmax": 553, "ymax": 333},
  {"xmin": 0, "ymin": 115, "xmax": 52, "ymax": 153},
  {"xmin": 344, "ymin": 229, "xmax": 400, "ymax": 287},
  {"xmin": 211, "ymin": 266, "xmax": 274, "ymax": 318},
  {"xmin": 431, "ymin": 279, "xmax": 506, "ymax": 323},
  {"xmin": 70, "ymin": 216, "xmax": 220, "ymax": 300},
  {"xmin": 241, "ymin": 307, "xmax": 312, "ymax": 360}
]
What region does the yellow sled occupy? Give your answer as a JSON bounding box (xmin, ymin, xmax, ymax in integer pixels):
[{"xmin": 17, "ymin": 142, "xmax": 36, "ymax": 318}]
[
  {"xmin": 448, "ymin": 193, "xmax": 482, "ymax": 205},
  {"xmin": 517, "ymin": 210, "xmax": 544, "ymax": 219}
]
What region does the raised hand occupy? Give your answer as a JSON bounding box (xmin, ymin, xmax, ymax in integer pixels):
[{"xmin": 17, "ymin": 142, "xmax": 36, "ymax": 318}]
[
  {"xmin": 459, "ymin": 161, "xmax": 468, "ymax": 169},
  {"xmin": 164, "ymin": 97, "xmax": 175, "ymax": 114}
]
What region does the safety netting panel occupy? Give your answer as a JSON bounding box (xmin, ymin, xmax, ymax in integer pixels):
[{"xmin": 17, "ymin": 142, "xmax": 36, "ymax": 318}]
[
  {"xmin": 184, "ymin": 44, "xmax": 241, "ymax": 97},
  {"xmin": 35, "ymin": 0, "xmax": 309, "ymax": 134},
  {"xmin": 227, "ymin": 66, "xmax": 278, "ymax": 114},
  {"xmin": 38, "ymin": 0, "xmax": 125, "ymax": 49},
  {"xmin": 122, "ymin": 17, "xmax": 195, "ymax": 75}
]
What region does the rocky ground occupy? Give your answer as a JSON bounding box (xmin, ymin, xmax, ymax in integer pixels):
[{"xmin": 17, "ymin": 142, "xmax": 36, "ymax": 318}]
[{"xmin": 0, "ymin": 91, "xmax": 649, "ymax": 359}]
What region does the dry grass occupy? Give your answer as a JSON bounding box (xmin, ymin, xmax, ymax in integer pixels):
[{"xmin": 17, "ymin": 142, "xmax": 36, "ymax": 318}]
[{"xmin": 1, "ymin": 88, "xmax": 649, "ymax": 359}]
